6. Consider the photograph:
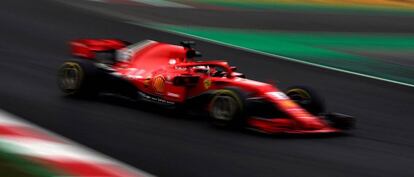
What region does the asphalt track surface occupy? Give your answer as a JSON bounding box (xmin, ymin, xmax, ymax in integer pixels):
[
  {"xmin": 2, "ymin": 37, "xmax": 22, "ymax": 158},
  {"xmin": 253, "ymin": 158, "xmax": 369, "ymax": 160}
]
[{"xmin": 0, "ymin": 0, "xmax": 414, "ymax": 177}]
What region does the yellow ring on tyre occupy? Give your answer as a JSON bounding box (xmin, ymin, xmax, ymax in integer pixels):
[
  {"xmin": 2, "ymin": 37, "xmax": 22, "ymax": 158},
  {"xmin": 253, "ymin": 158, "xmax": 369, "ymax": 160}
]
[
  {"xmin": 210, "ymin": 90, "xmax": 244, "ymax": 113},
  {"xmin": 58, "ymin": 62, "xmax": 84, "ymax": 94},
  {"xmin": 287, "ymin": 88, "xmax": 311, "ymax": 99}
]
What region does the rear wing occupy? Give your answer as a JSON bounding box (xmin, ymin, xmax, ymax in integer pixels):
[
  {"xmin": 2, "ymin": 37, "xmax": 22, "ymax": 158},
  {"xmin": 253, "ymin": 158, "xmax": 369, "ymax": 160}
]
[{"xmin": 70, "ymin": 39, "xmax": 129, "ymax": 59}]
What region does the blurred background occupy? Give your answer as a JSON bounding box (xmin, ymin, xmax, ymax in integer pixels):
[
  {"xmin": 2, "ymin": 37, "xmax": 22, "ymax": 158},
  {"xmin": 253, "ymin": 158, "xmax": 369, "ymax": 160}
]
[{"xmin": 0, "ymin": 0, "xmax": 414, "ymax": 176}]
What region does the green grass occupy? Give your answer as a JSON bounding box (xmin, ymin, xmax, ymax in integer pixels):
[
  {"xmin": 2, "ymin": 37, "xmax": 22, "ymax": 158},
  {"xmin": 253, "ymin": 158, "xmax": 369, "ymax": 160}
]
[
  {"xmin": 155, "ymin": 24, "xmax": 414, "ymax": 85},
  {"xmin": 0, "ymin": 159, "xmax": 35, "ymax": 177},
  {"xmin": 174, "ymin": 0, "xmax": 414, "ymax": 15},
  {"xmin": 0, "ymin": 150, "xmax": 60, "ymax": 177}
]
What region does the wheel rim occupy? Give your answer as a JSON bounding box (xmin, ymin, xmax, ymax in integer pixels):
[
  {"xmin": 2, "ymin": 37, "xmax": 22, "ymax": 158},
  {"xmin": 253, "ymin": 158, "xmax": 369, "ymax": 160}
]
[
  {"xmin": 211, "ymin": 95, "xmax": 238, "ymax": 121},
  {"xmin": 58, "ymin": 63, "xmax": 82, "ymax": 93}
]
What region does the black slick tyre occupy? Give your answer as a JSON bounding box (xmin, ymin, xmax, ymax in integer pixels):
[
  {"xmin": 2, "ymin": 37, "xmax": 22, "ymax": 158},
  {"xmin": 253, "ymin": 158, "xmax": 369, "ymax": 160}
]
[
  {"xmin": 57, "ymin": 59, "xmax": 101, "ymax": 97},
  {"xmin": 285, "ymin": 86, "xmax": 325, "ymax": 115},
  {"xmin": 208, "ymin": 88, "xmax": 246, "ymax": 128}
]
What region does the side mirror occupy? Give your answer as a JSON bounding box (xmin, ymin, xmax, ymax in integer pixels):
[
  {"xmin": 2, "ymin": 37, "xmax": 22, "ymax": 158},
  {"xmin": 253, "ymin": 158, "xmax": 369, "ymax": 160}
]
[{"xmin": 230, "ymin": 66, "xmax": 237, "ymax": 72}]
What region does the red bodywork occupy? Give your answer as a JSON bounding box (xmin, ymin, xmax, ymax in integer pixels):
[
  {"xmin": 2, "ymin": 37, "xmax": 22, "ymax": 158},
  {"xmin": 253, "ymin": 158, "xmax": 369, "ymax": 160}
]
[{"xmin": 70, "ymin": 39, "xmax": 341, "ymax": 134}]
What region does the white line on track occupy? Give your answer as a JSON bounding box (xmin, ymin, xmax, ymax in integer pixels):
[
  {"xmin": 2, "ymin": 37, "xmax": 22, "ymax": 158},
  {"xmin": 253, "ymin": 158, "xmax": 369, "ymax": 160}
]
[
  {"xmin": 126, "ymin": 21, "xmax": 414, "ymax": 89},
  {"xmin": 129, "ymin": 0, "xmax": 192, "ymax": 8},
  {"xmin": 88, "ymin": 0, "xmax": 193, "ymax": 8}
]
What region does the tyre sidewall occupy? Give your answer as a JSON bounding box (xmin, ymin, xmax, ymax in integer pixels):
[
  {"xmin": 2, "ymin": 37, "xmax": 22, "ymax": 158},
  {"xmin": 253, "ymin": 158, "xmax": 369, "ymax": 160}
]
[
  {"xmin": 208, "ymin": 87, "xmax": 247, "ymax": 128},
  {"xmin": 58, "ymin": 59, "xmax": 100, "ymax": 97},
  {"xmin": 286, "ymin": 86, "xmax": 325, "ymax": 115}
]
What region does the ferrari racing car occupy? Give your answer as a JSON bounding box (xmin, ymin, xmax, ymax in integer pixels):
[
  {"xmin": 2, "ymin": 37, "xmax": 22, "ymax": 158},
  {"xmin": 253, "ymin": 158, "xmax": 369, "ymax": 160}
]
[{"xmin": 58, "ymin": 39, "xmax": 355, "ymax": 134}]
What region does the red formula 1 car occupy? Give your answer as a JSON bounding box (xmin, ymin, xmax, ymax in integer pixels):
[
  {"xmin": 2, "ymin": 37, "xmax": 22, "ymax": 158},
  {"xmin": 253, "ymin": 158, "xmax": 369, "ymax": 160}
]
[{"xmin": 58, "ymin": 39, "xmax": 354, "ymax": 134}]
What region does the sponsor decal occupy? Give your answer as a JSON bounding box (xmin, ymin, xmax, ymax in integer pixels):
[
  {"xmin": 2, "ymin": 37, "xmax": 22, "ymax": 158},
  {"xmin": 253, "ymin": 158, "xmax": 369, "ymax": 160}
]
[
  {"xmin": 116, "ymin": 40, "xmax": 156, "ymax": 62},
  {"xmin": 125, "ymin": 68, "xmax": 145, "ymax": 80},
  {"xmin": 117, "ymin": 48, "xmax": 133, "ymax": 61},
  {"xmin": 175, "ymin": 66, "xmax": 187, "ymax": 71},
  {"xmin": 153, "ymin": 76, "xmax": 165, "ymax": 93},
  {"xmin": 204, "ymin": 79, "xmax": 212, "ymax": 89},
  {"xmin": 266, "ymin": 92, "xmax": 289, "ymax": 100},
  {"xmin": 138, "ymin": 92, "xmax": 175, "ymax": 105},
  {"xmin": 167, "ymin": 92, "xmax": 180, "ymax": 98}
]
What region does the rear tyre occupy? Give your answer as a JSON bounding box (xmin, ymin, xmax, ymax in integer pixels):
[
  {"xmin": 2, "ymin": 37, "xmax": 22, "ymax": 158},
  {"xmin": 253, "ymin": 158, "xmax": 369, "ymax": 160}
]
[
  {"xmin": 286, "ymin": 86, "xmax": 325, "ymax": 115},
  {"xmin": 208, "ymin": 88, "xmax": 246, "ymax": 128},
  {"xmin": 57, "ymin": 59, "xmax": 101, "ymax": 97}
]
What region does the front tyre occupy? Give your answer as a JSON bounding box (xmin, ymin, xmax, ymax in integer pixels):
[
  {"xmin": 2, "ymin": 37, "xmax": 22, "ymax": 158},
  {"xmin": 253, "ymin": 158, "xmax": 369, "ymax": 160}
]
[
  {"xmin": 286, "ymin": 86, "xmax": 325, "ymax": 115},
  {"xmin": 57, "ymin": 60, "xmax": 100, "ymax": 97},
  {"xmin": 208, "ymin": 88, "xmax": 246, "ymax": 128}
]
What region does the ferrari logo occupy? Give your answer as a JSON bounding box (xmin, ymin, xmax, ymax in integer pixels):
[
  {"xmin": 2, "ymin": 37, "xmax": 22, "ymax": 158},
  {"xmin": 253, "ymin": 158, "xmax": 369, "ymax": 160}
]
[
  {"xmin": 204, "ymin": 79, "xmax": 212, "ymax": 89},
  {"xmin": 153, "ymin": 76, "xmax": 165, "ymax": 93}
]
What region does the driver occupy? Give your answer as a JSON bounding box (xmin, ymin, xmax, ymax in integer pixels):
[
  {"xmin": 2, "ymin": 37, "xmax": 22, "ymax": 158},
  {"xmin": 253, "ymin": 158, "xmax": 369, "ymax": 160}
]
[{"xmin": 210, "ymin": 66, "xmax": 226, "ymax": 77}]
